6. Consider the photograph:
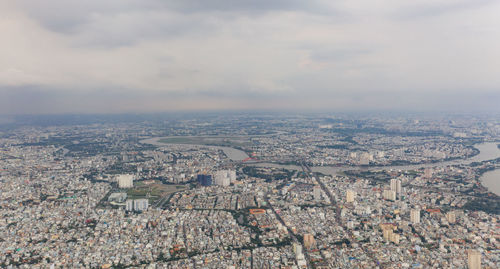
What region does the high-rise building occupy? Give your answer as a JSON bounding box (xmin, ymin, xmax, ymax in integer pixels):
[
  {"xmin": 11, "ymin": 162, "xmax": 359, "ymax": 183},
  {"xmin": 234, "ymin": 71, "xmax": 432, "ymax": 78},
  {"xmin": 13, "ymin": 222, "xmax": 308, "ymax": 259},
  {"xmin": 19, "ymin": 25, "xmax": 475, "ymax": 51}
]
[
  {"xmin": 303, "ymin": 234, "xmax": 316, "ymax": 249},
  {"xmin": 383, "ymin": 190, "xmax": 396, "ymax": 201},
  {"xmin": 117, "ymin": 174, "xmax": 134, "ymax": 188},
  {"xmin": 383, "ymin": 229, "xmax": 392, "ymax": 241},
  {"xmin": 346, "ymin": 190, "xmax": 355, "ymax": 203},
  {"xmin": 126, "ymin": 199, "xmax": 149, "ymax": 211},
  {"xmin": 228, "ymin": 170, "xmax": 237, "ymax": 183},
  {"xmin": 446, "ymin": 211, "xmax": 456, "ymax": 224},
  {"xmin": 197, "ymin": 174, "xmax": 212, "ymax": 186},
  {"xmin": 293, "ymin": 243, "xmax": 302, "ymax": 255},
  {"xmin": 468, "ymin": 250, "xmax": 481, "ymax": 269},
  {"xmin": 214, "ymin": 170, "xmax": 234, "ymax": 186},
  {"xmin": 313, "ymin": 185, "xmax": 322, "ymax": 201},
  {"xmin": 126, "ymin": 199, "xmax": 134, "ymax": 211},
  {"xmin": 134, "ymin": 199, "xmax": 149, "ymax": 211},
  {"xmin": 391, "ymin": 233, "xmax": 400, "ymax": 244},
  {"xmin": 410, "ymin": 209, "xmax": 420, "ymax": 224},
  {"xmin": 390, "ymin": 179, "xmax": 401, "ymax": 194}
]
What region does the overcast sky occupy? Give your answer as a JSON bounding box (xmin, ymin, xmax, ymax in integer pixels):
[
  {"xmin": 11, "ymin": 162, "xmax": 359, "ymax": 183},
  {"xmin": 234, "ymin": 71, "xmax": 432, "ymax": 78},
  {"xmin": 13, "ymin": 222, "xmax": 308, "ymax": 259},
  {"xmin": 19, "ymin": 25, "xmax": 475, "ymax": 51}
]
[{"xmin": 1, "ymin": 0, "xmax": 499, "ymax": 114}]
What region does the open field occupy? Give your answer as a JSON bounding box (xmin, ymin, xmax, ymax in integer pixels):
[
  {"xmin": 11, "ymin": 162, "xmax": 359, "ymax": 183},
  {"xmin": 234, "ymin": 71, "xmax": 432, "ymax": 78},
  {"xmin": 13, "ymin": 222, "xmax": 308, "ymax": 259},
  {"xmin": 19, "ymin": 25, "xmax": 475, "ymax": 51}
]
[{"xmin": 126, "ymin": 180, "xmax": 188, "ymax": 204}]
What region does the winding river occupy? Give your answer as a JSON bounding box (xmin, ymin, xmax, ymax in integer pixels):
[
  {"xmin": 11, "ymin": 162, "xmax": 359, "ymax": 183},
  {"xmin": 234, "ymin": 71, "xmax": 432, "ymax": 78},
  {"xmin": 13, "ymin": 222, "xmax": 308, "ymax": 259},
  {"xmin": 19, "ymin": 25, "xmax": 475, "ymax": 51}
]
[
  {"xmin": 140, "ymin": 137, "xmax": 250, "ymax": 161},
  {"xmin": 480, "ymin": 169, "xmax": 500, "ymax": 196},
  {"xmin": 142, "ymin": 137, "xmax": 500, "ymax": 196}
]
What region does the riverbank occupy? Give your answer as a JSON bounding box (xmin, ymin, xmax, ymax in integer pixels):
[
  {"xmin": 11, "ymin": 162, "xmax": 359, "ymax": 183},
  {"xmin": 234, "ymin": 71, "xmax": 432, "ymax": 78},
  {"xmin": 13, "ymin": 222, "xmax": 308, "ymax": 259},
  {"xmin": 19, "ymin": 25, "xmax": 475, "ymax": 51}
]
[
  {"xmin": 142, "ymin": 137, "xmax": 500, "ymax": 196},
  {"xmin": 140, "ymin": 137, "xmax": 250, "ymax": 161}
]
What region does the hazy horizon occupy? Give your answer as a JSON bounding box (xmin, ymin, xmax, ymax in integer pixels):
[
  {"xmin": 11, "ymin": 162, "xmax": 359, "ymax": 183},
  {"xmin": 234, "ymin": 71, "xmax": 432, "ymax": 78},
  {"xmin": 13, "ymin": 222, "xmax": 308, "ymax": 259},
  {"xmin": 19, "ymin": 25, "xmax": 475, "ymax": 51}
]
[{"xmin": 1, "ymin": 0, "xmax": 499, "ymax": 114}]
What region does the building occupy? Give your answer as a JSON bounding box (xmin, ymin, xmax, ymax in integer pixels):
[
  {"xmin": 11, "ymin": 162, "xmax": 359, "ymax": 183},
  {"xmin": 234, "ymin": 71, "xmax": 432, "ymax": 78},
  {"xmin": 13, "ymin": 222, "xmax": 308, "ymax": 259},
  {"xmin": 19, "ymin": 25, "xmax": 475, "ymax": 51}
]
[
  {"xmin": 359, "ymin": 152, "xmax": 372, "ymax": 165},
  {"xmin": 381, "ymin": 224, "xmax": 399, "ymax": 244},
  {"xmin": 346, "ymin": 190, "xmax": 355, "ymax": 203},
  {"xmin": 117, "ymin": 174, "xmax": 134, "ymax": 188},
  {"xmin": 126, "ymin": 199, "xmax": 149, "ymax": 211},
  {"xmin": 468, "ymin": 250, "xmax": 481, "ymax": 269},
  {"xmin": 383, "ymin": 190, "xmax": 396, "ymax": 201},
  {"xmin": 214, "ymin": 170, "xmax": 234, "ymax": 186},
  {"xmin": 390, "ymin": 179, "xmax": 402, "ymax": 194},
  {"xmin": 303, "ymin": 234, "xmax": 316, "ymax": 249},
  {"xmin": 108, "ymin": 193, "xmax": 127, "ymax": 203},
  {"xmin": 197, "ymin": 174, "xmax": 212, "ymax": 186},
  {"xmin": 126, "ymin": 199, "xmax": 134, "ymax": 211},
  {"xmin": 391, "ymin": 233, "xmax": 400, "ymax": 244},
  {"xmin": 134, "ymin": 199, "xmax": 149, "ymax": 211},
  {"xmin": 313, "ymin": 185, "xmax": 322, "ymax": 201},
  {"xmin": 446, "ymin": 211, "xmax": 456, "ymax": 224},
  {"xmin": 410, "ymin": 209, "xmax": 421, "ymax": 224},
  {"xmin": 228, "ymin": 170, "xmax": 237, "ymax": 182}
]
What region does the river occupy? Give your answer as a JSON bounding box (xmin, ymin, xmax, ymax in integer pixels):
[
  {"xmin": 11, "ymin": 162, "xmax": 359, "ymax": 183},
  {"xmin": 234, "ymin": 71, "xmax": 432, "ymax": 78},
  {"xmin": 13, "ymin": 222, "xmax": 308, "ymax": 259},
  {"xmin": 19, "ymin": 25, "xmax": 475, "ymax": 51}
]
[
  {"xmin": 140, "ymin": 137, "xmax": 250, "ymax": 161},
  {"xmin": 142, "ymin": 137, "xmax": 500, "ymax": 195},
  {"xmin": 243, "ymin": 142, "xmax": 500, "ymax": 196},
  {"xmin": 480, "ymin": 169, "xmax": 500, "ymax": 196}
]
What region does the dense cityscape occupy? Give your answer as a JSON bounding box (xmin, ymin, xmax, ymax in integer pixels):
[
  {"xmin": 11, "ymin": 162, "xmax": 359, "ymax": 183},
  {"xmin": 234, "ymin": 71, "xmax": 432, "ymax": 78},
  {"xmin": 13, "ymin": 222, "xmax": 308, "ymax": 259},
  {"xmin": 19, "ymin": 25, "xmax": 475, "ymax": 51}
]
[{"xmin": 0, "ymin": 113, "xmax": 498, "ymax": 268}]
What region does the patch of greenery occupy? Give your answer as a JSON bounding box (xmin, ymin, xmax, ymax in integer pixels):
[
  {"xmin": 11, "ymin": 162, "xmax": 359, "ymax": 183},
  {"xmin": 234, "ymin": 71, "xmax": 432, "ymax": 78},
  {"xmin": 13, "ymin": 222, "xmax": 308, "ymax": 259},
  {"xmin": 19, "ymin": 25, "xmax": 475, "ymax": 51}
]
[{"xmin": 463, "ymin": 198, "xmax": 500, "ymax": 215}]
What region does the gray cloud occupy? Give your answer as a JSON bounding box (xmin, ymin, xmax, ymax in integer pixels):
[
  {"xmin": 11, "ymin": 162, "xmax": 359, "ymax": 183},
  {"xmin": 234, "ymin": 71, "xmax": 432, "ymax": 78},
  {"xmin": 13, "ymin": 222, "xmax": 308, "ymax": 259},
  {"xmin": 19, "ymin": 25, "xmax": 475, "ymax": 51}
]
[
  {"xmin": 15, "ymin": 0, "xmax": 334, "ymax": 34},
  {"xmin": 1, "ymin": 0, "xmax": 499, "ymax": 114},
  {"xmin": 394, "ymin": 0, "xmax": 497, "ymax": 20}
]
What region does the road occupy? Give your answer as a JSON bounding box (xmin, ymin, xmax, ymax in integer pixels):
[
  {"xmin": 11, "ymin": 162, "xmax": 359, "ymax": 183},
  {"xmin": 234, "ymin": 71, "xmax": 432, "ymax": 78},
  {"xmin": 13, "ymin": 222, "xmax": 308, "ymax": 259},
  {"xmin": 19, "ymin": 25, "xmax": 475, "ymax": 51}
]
[
  {"xmin": 264, "ymin": 194, "xmax": 313, "ymax": 269},
  {"xmin": 302, "ymin": 162, "xmax": 383, "ymax": 268}
]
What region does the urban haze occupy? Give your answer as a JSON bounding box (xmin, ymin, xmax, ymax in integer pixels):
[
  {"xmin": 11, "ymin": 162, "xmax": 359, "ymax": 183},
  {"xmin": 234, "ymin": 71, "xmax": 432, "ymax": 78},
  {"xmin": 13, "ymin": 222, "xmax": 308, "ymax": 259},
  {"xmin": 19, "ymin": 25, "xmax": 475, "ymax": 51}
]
[{"xmin": 0, "ymin": 1, "xmax": 499, "ymax": 269}]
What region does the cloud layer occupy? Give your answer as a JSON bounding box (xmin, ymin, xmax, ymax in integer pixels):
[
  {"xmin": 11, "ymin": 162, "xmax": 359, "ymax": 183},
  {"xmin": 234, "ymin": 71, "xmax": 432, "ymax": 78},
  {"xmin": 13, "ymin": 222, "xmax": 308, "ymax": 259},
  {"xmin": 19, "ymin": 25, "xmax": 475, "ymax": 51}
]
[{"xmin": 1, "ymin": 0, "xmax": 499, "ymax": 114}]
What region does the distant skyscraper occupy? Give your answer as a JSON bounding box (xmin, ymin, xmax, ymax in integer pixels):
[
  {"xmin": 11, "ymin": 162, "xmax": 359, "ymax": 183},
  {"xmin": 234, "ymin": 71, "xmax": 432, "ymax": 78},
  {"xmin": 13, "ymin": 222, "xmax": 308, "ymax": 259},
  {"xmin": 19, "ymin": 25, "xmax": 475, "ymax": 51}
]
[
  {"xmin": 134, "ymin": 199, "xmax": 149, "ymax": 211},
  {"xmin": 303, "ymin": 234, "xmax": 316, "ymax": 249},
  {"xmin": 382, "ymin": 229, "xmax": 400, "ymax": 244},
  {"xmin": 383, "ymin": 190, "xmax": 396, "ymax": 201},
  {"xmin": 468, "ymin": 250, "xmax": 481, "ymax": 269},
  {"xmin": 126, "ymin": 199, "xmax": 149, "ymax": 211},
  {"xmin": 446, "ymin": 211, "xmax": 456, "ymax": 224},
  {"xmin": 346, "ymin": 190, "xmax": 355, "ymax": 203},
  {"xmin": 126, "ymin": 199, "xmax": 134, "ymax": 211},
  {"xmin": 197, "ymin": 174, "xmax": 212, "ymax": 186},
  {"xmin": 410, "ymin": 209, "xmax": 420, "ymax": 224},
  {"xmin": 390, "ymin": 179, "xmax": 401, "ymax": 194},
  {"xmin": 228, "ymin": 170, "xmax": 237, "ymax": 182},
  {"xmin": 214, "ymin": 170, "xmax": 234, "ymax": 186},
  {"xmin": 313, "ymin": 185, "xmax": 322, "ymax": 201}
]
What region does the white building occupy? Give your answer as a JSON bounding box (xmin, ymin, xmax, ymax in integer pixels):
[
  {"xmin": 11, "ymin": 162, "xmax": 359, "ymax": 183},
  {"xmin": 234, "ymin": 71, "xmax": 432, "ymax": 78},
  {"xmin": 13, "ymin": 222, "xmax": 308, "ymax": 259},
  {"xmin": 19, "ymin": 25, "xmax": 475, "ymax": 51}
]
[
  {"xmin": 390, "ymin": 179, "xmax": 402, "ymax": 194},
  {"xmin": 383, "ymin": 189, "xmax": 396, "ymax": 201},
  {"xmin": 446, "ymin": 211, "xmax": 456, "ymax": 224},
  {"xmin": 126, "ymin": 199, "xmax": 134, "ymax": 211},
  {"xmin": 313, "ymin": 185, "xmax": 322, "ymax": 201},
  {"xmin": 126, "ymin": 199, "xmax": 149, "ymax": 211},
  {"xmin": 134, "ymin": 199, "xmax": 149, "ymax": 211},
  {"xmin": 346, "ymin": 190, "xmax": 355, "ymax": 203},
  {"xmin": 468, "ymin": 250, "xmax": 481, "ymax": 269},
  {"xmin": 410, "ymin": 209, "xmax": 421, "ymax": 224},
  {"xmin": 215, "ymin": 170, "xmax": 235, "ymax": 186},
  {"xmin": 117, "ymin": 174, "xmax": 134, "ymax": 188}
]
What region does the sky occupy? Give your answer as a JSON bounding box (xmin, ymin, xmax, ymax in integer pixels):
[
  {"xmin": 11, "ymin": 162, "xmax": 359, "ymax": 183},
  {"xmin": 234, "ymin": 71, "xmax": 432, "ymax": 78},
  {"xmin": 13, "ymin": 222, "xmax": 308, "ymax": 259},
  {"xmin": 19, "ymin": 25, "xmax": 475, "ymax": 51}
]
[{"xmin": 0, "ymin": 0, "xmax": 499, "ymax": 114}]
